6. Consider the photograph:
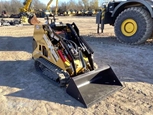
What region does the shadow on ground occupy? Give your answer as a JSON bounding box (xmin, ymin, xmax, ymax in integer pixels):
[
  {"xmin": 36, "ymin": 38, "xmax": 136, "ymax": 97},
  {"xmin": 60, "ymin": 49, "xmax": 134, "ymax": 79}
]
[
  {"xmin": 0, "ymin": 36, "xmax": 32, "ymax": 53},
  {"xmin": 83, "ymin": 35, "xmax": 153, "ymax": 47},
  {"xmin": 0, "ymin": 36, "xmax": 84, "ymax": 107},
  {"xmin": 0, "ymin": 60, "xmax": 84, "ymax": 107}
]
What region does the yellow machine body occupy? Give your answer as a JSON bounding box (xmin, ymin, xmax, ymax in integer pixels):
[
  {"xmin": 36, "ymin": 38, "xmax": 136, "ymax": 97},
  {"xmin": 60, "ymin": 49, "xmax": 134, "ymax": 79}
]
[{"xmin": 33, "ymin": 24, "xmax": 89, "ymax": 75}]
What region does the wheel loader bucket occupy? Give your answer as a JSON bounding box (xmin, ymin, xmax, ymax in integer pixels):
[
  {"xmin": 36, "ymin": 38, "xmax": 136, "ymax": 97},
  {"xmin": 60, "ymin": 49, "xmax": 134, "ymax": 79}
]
[
  {"xmin": 66, "ymin": 65, "xmax": 122, "ymax": 108},
  {"xmin": 28, "ymin": 15, "xmax": 41, "ymax": 25}
]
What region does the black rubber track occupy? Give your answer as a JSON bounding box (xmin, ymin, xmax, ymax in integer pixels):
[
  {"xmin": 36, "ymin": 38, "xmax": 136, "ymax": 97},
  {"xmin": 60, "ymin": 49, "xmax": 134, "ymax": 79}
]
[{"xmin": 114, "ymin": 7, "xmax": 153, "ymax": 44}]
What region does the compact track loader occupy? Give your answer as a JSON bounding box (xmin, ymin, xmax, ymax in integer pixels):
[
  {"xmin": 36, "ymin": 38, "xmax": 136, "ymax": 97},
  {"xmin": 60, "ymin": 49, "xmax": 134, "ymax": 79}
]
[{"xmin": 32, "ymin": 21, "xmax": 122, "ymax": 107}]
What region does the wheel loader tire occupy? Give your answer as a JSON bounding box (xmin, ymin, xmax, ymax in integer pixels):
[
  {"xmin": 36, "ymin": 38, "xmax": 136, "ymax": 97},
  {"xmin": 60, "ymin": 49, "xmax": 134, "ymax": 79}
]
[{"xmin": 114, "ymin": 7, "xmax": 153, "ymax": 44}]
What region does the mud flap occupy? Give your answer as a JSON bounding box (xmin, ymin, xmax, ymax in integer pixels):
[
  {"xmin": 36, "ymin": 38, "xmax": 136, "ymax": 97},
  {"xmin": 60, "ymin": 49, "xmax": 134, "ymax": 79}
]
[
  {"xmin": 66, "ymin": 65, "xmax": 122, "ymax": 108},
  {"xmin": 28, "ymin": 15, "xmax": 41, "ymax": 25}
]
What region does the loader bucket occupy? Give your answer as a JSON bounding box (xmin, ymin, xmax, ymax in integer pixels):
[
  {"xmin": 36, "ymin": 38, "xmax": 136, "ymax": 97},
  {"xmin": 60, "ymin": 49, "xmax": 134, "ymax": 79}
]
[
  {"xmin": 28, "ymin": 15, "xmax": 41, "ymax": 25},
  {"xmin": 66, "ymin": 65, "xmax": 122, "ymax": 108}
]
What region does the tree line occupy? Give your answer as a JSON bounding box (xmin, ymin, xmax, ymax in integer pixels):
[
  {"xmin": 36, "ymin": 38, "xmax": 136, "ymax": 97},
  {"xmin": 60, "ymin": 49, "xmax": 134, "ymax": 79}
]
[
  {"xmin": 0, "ymin": 0, "xmax": 46, "ymax": 14},
  {"xmin": 58, "ymin": 0, "xmax": 99, "ymax": 12},
  {"xmin": 0, "ymin": 0, "xmax": 101, "ymax": 14}
]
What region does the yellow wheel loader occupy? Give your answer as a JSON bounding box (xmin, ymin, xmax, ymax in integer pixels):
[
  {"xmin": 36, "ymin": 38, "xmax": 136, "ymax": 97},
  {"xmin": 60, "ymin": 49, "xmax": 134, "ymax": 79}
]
[
  {"xmin": 32, "ymin": 20, "xmax": 122, "ymax": 107},
  {"xmin": 97, "ymin": 0, "xmax": 153, "ymax": 44}
]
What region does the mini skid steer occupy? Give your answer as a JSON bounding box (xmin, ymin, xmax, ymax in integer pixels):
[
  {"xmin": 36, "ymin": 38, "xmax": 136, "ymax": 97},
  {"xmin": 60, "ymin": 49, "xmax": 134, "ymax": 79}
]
[{"xmin": 32, "ymin": 21, "xmax": 122, "ymax": 108}]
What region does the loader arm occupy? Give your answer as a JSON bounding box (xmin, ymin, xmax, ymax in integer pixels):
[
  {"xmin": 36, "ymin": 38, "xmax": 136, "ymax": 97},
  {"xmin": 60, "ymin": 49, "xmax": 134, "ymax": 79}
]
[
  {"xmin": 45, "ymin": 0, "xmax": 58, "ymax": 16},
  {"xmin": 19, "ymin": 0, "xmax": 41, "ymax": 25},
  {"xmin": 55, "ymin": 0, "xmax": 58, "ymax": 15},
  {"xmin": 46, "ymin": 0, "xmax": 53, "ymax": 11},
  {"xmin": 20, "ymin": 0, "xmax": 33, "ymax": 13}
]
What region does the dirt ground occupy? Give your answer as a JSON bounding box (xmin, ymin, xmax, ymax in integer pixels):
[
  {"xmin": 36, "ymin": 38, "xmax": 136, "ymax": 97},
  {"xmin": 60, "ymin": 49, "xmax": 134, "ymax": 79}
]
[{"xmin": 0, "ymin": 16, "xmax": 153, "ymax": 115}]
